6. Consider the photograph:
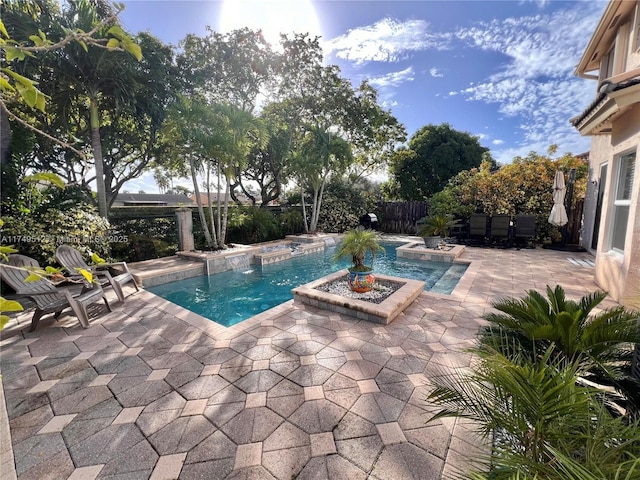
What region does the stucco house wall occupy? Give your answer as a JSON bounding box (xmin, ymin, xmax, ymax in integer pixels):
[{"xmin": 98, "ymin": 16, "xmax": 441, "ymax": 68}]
[
  {"xmin": 573, "ymin": 0, "xmax": 640, "ymax": 306},
  {"xmin": 588, "ymin": 114, "xmax": 640, "ymax": 303}
]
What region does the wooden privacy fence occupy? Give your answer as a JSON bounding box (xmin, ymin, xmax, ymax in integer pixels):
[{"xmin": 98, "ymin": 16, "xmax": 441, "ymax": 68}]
[{"xmin": 375, "ymin": 201, "xmax": 428, "ymax": 234}]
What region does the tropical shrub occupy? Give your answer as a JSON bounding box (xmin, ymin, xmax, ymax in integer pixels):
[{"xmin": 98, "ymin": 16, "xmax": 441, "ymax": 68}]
[
  {"xmin": 279, "ymin": 209, "xmax": 305, "ymax": 235},
  {"xmin": 429, "ymin": 348, "xmax": 640, "ymax": 479},
  {"xmin": 226, "ymin": 206, "xmax": 282, "ymax": 244},
  {"xmin": 480, "ymin": 285, "xmax": 640, "ymax": 384},
  {"xmin": 1, "ymin": 204, "xmax": 111, "ymax": 265},
  {"xmin": 427, "ymin": 285, "xmax": 640, "ymax": 479},
  {"xmin": 109, "ymin": 214, "xmax": 178, "ymax": 261},
  {"xmin": 316, "ymin": 177, "xmax": 378, "ymax": 233},
  {"xmin": 429, "ymin": 151, "xmax": 588, "ymax": 242}
]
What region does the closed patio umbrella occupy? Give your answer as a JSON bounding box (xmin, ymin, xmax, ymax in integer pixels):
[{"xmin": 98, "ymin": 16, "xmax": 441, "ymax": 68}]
[{"xmin": 548, "ymin": 170, "xmax": 568, "ymax": 227}]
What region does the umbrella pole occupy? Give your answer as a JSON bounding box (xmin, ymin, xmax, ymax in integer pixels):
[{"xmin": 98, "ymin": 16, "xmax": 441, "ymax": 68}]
[{"xmin": 561, "ymin": 168, "xmax": 576, "ymax": 247}]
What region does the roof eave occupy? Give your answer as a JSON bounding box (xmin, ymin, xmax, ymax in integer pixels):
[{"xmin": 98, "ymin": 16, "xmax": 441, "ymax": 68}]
[{"xmin": 575, "ymin": 1, "xmax": 636, "ymax": 76}]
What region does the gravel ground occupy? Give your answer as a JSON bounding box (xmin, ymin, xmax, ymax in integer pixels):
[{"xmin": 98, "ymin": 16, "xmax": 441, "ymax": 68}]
[{"xmin": 315, "ymin": 275, "xmax": 404, "ymax": 304}]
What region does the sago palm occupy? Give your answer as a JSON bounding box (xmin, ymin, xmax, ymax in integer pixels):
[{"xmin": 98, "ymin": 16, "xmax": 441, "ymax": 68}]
[{"xmin": 480, "ymin": 285, "xmax": 639, "ymax": 384}]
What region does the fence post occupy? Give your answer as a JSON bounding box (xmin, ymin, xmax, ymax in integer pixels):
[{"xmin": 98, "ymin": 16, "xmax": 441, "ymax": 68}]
[{"xmin": 175, "ymin": 208, "xmax": 195, "ymax": 252}]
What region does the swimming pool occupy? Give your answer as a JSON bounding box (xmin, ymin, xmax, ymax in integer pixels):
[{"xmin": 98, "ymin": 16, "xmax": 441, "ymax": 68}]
[{"xmin": 148, "ymin": 243, "xmax": 467, "ymax": 327}]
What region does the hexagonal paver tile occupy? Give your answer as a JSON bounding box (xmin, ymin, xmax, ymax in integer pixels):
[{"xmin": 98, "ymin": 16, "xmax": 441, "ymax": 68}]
[
  {"xmin": 297, "ymin": 454, "xmax": 367, "ymax": 480},
  {"xmin": 371, "ymin": 443, "xmax": 444, "ymax": 480},
  {"xmin": 287, "ymin": 364, "xmax": 333, "ymax": 387},
  {"xmin": 350, "ymin": 392, "xmax": 405, "ymax": 424},
  {"xmin": 178, "ymin": 374, "xmax": 230, "ymax": 400},
  {"xmin": 219, "ymin": 407, "xmax": 284, "ymax": 444},
  {"xmin": 148, "ymin": 415, "xmax": 216, "ymax": 455},
  {"xmin": 337, "ymin": 360, "xmax": 382, "ymax": 381},
  {"xmin": 335, "ymin": 435, "xmax": 383, "ymax": 472},
  {"xmin": 263, "ymin": 421, "xmax": 310, "ymax": 452},
  {"xmin": 234, "ymin": 370, "xmax": 283, "ymax": 393},
  {"xmin": 288, "ymin": 399, "xmax": 346, "ymax": 434}
]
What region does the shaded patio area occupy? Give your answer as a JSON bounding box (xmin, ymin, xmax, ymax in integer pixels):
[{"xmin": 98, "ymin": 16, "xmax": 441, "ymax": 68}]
[{"xmin": 0, "ymin": 246, "xmax": 613, "ymax": 479}]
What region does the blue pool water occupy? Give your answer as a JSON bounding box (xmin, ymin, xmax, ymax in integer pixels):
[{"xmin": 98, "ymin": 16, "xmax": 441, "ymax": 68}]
[{"xmin": 148, "ymin": 243, "xmax": 467, "ymax": 327}]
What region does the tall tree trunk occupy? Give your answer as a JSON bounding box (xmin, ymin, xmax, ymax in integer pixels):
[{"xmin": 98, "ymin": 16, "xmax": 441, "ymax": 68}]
[
  {"xmin": 190, "ymin": 156, "xmax": 214, "ymax": 247},
  {"xmin": 216, "ymin": 161, "xmax": 223, "ymax": 248},
  {"xmin": 205, "ymin": 161, "xmax": 218, "ymax": 247},
  {"xmin": 220, "ymin": 176, "xmax": 231, "ymax": 247},
  {"xmin": 309, "ymin": 183, "xmax": 321, "ymax": 233},
  {"xmin": 311, "ymin": 177, "xmax": 328, "ymax": 232},
  {"xmin": 300, "ymin": 182, "xmax": 309, "ymax": 233},
  {"xmin": 89, "ymin": 98, "xmax": 108, "ymax": 218}
]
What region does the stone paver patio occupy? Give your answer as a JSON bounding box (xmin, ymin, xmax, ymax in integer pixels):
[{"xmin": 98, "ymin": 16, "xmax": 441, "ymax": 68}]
[{"xmin": 0, "ymin": 245, "xmax": 614, "ymax": 479}]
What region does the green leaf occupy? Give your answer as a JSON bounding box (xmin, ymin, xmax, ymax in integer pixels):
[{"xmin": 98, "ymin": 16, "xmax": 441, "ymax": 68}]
[
  {"xmin": 29, "ymin": 35, "xmax": 44, "ymax": 46},
  {"xmin": 0, "ymin": 315, "xmax": 9, "ymax": 331},
  {"xmin": 78, "ymin": 268, "xmax": 93, "ymax": 283},
  {"xmin": 14, "ymin": 82, "xmax": 48, "ymax": 113},
  {"xmin": 0, "ymin": 20, "xmax": 9, "ymax": 39},
  {"xmin": 0, "ymin": 78, "xmax": 10, "ymax": 95},
  {"xmin": 78, "ymin": 40, "xmax": 88, "ymax": 53},
  {"xmin": 91, "ymin": 252, "xmax": 106, "ymax": 265},
  {"xmin": 24, "ymin": 273, "xmax": 42, "ymax": 283},
  {"xmin": 0, "ymin": 297, "xmax": 24, "ymax": 313},
  {"xmin": 23, "ymin": 172, "xmax": 65, "ymax": 189},
  {"xmin": 0, "ymin": 245, "xmax": 18, "ymax": 261},
  {"xmin": 122, "ymin": 39, "xmax": 142, "ymax": 61},
  {"xmin": 5, "ymin": 46, "xmax": 26, "ymax": 62},
  {"xmin": 106, "ymin": 38, "xmax": 120, "ymax": 50},
  {"xmin": 2, "ymin": 68, "xmax": 36, "ymax": 87},
  {"xmin": 44, "ymin": 266, "xmax": 63, "ymax": 274},
  {"xmin": 107, "ymin": 25, "xmax": 125, "ymax": 40}
]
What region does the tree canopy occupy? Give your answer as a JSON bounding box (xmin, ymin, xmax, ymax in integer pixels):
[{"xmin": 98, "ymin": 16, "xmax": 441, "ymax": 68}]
[{"xmin": 388, "ymin": 123, "xmax": 489, "ymax": 200}]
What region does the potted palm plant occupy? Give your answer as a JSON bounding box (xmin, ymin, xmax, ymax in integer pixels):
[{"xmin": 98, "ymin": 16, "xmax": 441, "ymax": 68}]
[
  {"xmin": 417, "ymin": 214, "xmax": 453, "ymax": 248},
  {"xmin": 333, "ymin": 228, "xmax": 385, "ymax": 293}
]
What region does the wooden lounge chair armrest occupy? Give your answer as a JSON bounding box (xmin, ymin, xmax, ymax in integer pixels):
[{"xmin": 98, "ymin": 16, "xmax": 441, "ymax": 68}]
[{"xmin": 93, "ymin": 262, "xmax": 131, "ymax": 273}]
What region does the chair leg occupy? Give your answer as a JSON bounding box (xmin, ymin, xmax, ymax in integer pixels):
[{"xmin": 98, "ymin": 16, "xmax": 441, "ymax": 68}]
[
  {"xmin": 102, "ymin": 295, "xmax": 112, "ymax": 312},
  {"xmin": 67, "ymin": 300, "xmax": 90, "ymax": 328},
  {"xmin": 112, "ymin": 281, "xmax": 125, "ymax": 302},
  {"xmin": 29, "ymin": 309, "xmax": 45, "ymax": 332}
]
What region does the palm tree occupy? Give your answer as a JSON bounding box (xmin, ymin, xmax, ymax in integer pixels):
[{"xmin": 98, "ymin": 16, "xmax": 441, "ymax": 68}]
[
  {"xmin": 51, "ymin": 0, "xmax": 142, "ymax": 218},
  {"xmin": 213, "ymin": 103, "xmax": 266, "ymax": 248},
  {"xmin": 332, "ymin": 229, "xmax": 384, "ymax": 271},
  {"xmin": 428, "ymin": 347, "xmax": 640, "ymax": 479},
  {"xmin": 295, "ymin": 125, "xmax": 352, "ymax": 233},
  {"xmin": 480, "ymin": 285, "xmax": 640, "ymax": 385}
]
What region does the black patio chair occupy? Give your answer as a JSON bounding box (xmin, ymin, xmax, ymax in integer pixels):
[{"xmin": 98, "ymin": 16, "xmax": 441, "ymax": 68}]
[
  {"xmin": 489, "ymin": 215, "xmax": 511, "ymax": 247},
  {"xmin": 468, "ymin": 214, "xmax": 489, "ymax": 246},
  {"xmin": 514, "ymin": 214, "xmax": 536, "ymax": 248}
]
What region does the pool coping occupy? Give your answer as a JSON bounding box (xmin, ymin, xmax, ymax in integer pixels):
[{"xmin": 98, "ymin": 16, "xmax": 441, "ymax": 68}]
[
  {"xmin": 292, "ymin": 269, "xmax": 425, "ymax": 324},
  {"xmin": 129, "ymin": 235, "xmax": 477, "ymax": 336}
]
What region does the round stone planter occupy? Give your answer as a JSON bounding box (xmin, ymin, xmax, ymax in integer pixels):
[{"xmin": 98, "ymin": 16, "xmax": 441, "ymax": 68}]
[
  {"xmin": 422, "ymin": 236, "xmax": 443, "ymax": 249},
  {"xmin": 348, "ymin": 268, "xmax": 376, "ymax": 293}
]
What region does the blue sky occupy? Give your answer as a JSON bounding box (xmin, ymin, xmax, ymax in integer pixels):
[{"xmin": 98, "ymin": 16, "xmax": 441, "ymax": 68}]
[{"xmin": 118, "ymin": 0, "xmax": 606, "ymax": 192}]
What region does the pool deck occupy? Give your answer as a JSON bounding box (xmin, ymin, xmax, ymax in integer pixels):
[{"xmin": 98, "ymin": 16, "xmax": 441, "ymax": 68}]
[{"xmin": 0, "ymin": 243, "xmax": 612, "ymax": 480}]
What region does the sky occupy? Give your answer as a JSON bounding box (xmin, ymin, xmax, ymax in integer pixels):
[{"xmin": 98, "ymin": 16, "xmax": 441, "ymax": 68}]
[{"xmin": 117, "ymin": 0, "xmax": 607, "ymax": 193}]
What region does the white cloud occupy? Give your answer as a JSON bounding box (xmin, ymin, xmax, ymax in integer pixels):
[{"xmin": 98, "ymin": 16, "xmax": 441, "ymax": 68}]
[
  {"xmin": 450, "ymin": 3, "xmax": 603, "ymax": 159},
  {"xmin": 365, "ymin": 67, "xmax": 414, "ymax": 112},
  {"xmin": 429, "ymin": 67, "xmax": 444, "ymax": 78},
  {"xmin": 492, "ymin": 139, "xmax": 504, "ymax": 145},
  {"xmin": 368, "ymin": 67, "xmax": 415, "ymax": 89},
  {"xmin": 323, "ymin": 17, "xmax": 449, "ymax": 65}
]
